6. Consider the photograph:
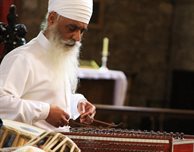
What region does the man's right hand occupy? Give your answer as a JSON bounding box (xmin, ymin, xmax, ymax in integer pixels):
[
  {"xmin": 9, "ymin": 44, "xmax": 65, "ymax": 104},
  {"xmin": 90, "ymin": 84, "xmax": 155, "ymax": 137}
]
[{"xmin": 45, "ymin": 105, "xmax": 70, "ymax": 127}]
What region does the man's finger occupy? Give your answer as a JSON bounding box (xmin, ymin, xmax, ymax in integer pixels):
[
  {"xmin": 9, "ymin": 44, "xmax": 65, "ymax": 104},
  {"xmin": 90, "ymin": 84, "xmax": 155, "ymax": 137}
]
[
  {"xmin": 90, "ymin": 111, "xmax": 96, "ymax": 118},
  {"xmin": 78, "ymin": 102, "xmax": 86, "ymax": 114},
  {"xmin": 61, "ymin": 114, "xmax": 70, "ymax": 125}
]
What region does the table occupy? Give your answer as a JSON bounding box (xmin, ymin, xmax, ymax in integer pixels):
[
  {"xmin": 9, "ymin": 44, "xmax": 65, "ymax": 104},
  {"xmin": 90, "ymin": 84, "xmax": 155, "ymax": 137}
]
[{"xmin": 78, "ymin": 68, "xmax": 128, "ymax": 106}]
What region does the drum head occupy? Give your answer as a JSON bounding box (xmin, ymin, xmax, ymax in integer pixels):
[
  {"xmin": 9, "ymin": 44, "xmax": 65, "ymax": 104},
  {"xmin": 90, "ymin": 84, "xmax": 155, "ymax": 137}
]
[
  {"xmin": 2, "ymin": 119, "xmax": 44, "ymax": 138},
  {"xmin": 0, "ymin": 119, "xmax": 45, "ymax": 149}
]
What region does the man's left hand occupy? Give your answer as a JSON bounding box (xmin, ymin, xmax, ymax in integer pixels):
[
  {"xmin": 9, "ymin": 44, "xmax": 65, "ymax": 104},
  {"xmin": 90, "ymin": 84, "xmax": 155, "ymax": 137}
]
[{"xmin": 77, "ymin": 100, "xmax": 96, "ymax": 124}]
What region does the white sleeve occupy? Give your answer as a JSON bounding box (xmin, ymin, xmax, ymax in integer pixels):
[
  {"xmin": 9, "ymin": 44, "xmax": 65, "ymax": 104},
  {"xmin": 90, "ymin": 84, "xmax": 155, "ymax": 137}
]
[
  {"xmin": 70, "ymin": 93, "xmax": 86, "ymax": 120},
  {"xmin": 0, "ymin": 54, "xmax": 50, "ymax": 124}
]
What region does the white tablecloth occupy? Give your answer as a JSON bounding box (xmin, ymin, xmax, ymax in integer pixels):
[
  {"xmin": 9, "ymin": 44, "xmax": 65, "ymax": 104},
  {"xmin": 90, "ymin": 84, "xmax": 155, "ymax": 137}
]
[{"xmin": 78, "ymin": 68, "xmax": 128, "ymax": 106}]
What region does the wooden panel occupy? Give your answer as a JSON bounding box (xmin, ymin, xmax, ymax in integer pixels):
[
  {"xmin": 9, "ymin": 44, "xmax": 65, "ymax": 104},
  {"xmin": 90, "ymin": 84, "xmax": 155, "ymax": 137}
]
[
  {"xmin": 77, "ymin": 79, "xmax": 115, "ymax": 105},
  {"xmin": 95, "ymin": 104, "xmax": 194, "ymax": 133},
  {"xmin": 171, "ymin": 70, "xmax": 194, "ymax": 110},
  {"xmin": 174, "ymin": 143, "xmax": 194, "ymax": 152}
]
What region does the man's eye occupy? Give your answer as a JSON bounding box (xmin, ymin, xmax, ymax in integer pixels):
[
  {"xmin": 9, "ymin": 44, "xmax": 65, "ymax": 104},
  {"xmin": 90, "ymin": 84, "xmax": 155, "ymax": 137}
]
[
  {"xmin": 67, "ymin": 25, "xmax": 77, "ymax": 32},
  {"xmin": 66, "ymin": 25, "xmax": 87, "ymax": 34}
]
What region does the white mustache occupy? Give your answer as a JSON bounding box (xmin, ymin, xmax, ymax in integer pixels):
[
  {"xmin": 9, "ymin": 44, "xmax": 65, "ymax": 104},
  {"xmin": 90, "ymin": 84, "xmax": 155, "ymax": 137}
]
[
  {"xmin": 62, "ymin": 40, "xmax": 76, "ymax": 46},
  {"xmin": 61, "ymin": 40, "xmax": 82, "ymax": 48}
]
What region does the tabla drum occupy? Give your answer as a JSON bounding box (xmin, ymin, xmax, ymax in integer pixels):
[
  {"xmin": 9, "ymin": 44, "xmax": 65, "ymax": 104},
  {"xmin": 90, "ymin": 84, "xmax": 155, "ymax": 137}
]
[
  {"xmin": 0, "ymin": 119, "xmax": 44, "ymax": 149},
  {"xmin": 27, "ymin": 131, "xmax": 81, "ymax": 152},
  {"xmin": 0, "ymin": 120, "xmax": 80, "ymax": 152}
]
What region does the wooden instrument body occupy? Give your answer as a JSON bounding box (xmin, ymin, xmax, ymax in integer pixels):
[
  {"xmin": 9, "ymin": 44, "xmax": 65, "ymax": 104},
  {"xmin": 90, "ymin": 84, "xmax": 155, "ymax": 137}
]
[
  {"xmin": 63, "ymin": 128, "xmax": 194, "ymax": 152},
  {"xmin": 173, "ymin": 139, "xmax": 194, "ymax": 152}
]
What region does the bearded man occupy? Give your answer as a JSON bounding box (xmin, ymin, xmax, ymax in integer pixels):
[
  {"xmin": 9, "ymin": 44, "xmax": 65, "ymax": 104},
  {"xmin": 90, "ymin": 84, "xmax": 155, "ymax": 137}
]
[{"xmin": 0, "ymin": 0, "xmax": 96, "ymax": 131}]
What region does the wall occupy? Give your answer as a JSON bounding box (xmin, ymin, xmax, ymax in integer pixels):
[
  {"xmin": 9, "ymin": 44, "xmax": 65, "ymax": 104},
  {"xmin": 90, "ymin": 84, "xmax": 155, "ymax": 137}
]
[
  {"xmin": 11, "ymin": 0, "xmax": 194, "ymax": 108},
  {"xmin": 172, "ymin": 0, "xmax": 194, "ymax": 71},
  {"xmin": 83, "ymin": 0, "xmax": 174, "ymax": 107}
]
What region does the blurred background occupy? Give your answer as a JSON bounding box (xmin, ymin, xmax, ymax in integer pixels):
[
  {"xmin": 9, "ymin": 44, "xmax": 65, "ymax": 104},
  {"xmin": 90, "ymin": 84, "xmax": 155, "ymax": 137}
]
[{"xmin": 1, "ymin": 0, "xmax": 194, "ymax": 134}]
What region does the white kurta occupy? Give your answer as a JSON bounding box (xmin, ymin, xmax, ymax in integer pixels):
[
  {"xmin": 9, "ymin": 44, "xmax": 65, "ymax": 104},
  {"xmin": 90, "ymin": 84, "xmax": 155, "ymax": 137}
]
[{"xmin": 0, "ymin": 32, "xmax": 85, "ymax": 131}]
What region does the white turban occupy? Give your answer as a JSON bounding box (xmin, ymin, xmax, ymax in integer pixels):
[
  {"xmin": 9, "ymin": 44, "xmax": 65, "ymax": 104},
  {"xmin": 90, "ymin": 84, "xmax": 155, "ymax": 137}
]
[{"xmin": 48, "ymin": 0, "xmax": 93, "ymax": 24}]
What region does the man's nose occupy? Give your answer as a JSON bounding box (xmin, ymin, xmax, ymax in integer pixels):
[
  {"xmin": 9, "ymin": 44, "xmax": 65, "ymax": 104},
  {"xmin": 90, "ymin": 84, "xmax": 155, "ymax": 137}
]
[{"xmin": 72, "ymin": 30, "xmax": 81, "ymax": 42}]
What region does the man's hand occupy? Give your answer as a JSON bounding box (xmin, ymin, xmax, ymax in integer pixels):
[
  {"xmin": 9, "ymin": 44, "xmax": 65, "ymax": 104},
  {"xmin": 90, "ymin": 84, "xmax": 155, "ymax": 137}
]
[
  {"xmin": 77, "ymin": 100, "xmax": 96, "ymax": 124},
  {"xmin": 46, "ymin": 105, "xmax": 70, "ymax": 127}
]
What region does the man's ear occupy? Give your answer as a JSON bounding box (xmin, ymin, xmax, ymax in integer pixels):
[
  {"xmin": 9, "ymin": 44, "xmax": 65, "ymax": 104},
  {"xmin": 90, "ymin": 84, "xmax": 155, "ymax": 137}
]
[{"xmin": 47, "ymin": 12, "xmax": 58, "ymax": 25}]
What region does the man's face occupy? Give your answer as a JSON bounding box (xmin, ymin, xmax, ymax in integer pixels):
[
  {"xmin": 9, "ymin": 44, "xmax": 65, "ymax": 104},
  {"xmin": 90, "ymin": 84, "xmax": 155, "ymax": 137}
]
[{"xmin": 48, "ymin": 12, "xmax": 88, "ymax": 47}]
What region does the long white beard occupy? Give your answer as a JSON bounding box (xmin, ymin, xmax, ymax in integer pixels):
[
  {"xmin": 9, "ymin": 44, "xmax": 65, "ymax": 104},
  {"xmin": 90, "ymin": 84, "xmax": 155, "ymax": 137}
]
[{"xmin": 46, "ymin": 29, "xmax": 81, "ymax": 93}]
